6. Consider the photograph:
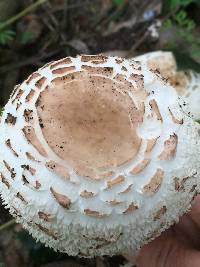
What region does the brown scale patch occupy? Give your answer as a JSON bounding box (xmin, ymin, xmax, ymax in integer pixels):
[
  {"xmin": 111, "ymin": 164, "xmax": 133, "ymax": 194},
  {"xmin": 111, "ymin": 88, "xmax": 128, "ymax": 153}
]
[
  {"xmin": 91, "ymin": 60, "xmax": 107, "ymax": 64},
  {"xmin": 81, "ymin": 65, "xmax": 113, "ymax": 77},
  {"xmin": 119, "ymin": 184, "xmax": 132, "ymax": 194},
  {"xmin": 174, "ymin": 173, "xmax": 197, "ymax": 191},
  {"xmin": 123, "ymin": 202, "xmax": 138, "ymax": 214},
  {"xmin": 25, "ymin": 89, "xmax": 35, "ymax": 102},
  {"xmin": 26, "ymin": 72, "xmax": 41, "ymax": 84},
  {"xmin": 26, "ymin": 152, "xmax": 40, "ymax": 162},
  {"xmin": 22, "ymin": 126, "xmax": 47, "ymax": 157},
  {"xmin": 51, "ymin": 71, "xmax": 84, "ymax": 85},
  {"xmin": 81, "ymin": 55, "xmax": 108, "ymax": 62},
  {"xmin": 35, "ymin": 77, "xmax": 47, "ymax": 89},
  {"xmin": 168, "ymin": 108, "xmax": 183, "ymax": 124},
  {"xmin": 50, "ymin": 57, "xmax": 73, "ymax": 69},
  {"xmin": 131, "ymin": 159, "xmax": 150, "ymax": 175},
  {"xmin": 130, "ymin": 61, "xmax": 141, "ymax": 70},
  {"xmin": 12, "ymin": 88, "xmax": 23, "ymax": 104},
  {"xmin": 12, "ymin": 207, "xmax": 22, "ymax": 218},
  {"xmin": 46, "ymin": 161, "xmax": 70, "ymax": 179},
  {"xmin": 107, "ymin": 200, "xmax": 122, "ymax": 205},
  {"xmin": 23, "ymin": 109, "xmax": 33, "ymax": 122},
  {"xmin": 190, "ymin": 184, "xmax": 197, "ymax": 193},
  {"xmin": 38, "ymin": 211, "xmax": 52, "ymax": 222},
  {"xmin": 145, "ymin": 138, "xmax": 158, "ymax": 153},
  {"xmin": 35, "ymin": 180, "xmax": 41, "ymax": 189},
  {"xmin": 35, "ymin": 223, "xmax": 58, "ymax": 240},
  {"xmin": 52, "ymin": 66, "xmax": 76, "ymax": 75},
  {"xmin": 80, "ymin": 190, "xmax": 95, "ymax": 198},
  {"xmin": 153, "ymin": 206, "xmax": 167, "ymax": 221},
  {"xmin": 3, "ymin": 160, "xmax": 16, "ymax": 179},
  {"xmin": 16, "ymin": 192, "xmax": 27, "ymax": 203},
  {"xmin": 50, "ymin": 187, "xmax": 71, "ymax": 209},
  {"xmin": 115, "ymin": 58, "xmax": 124, "ymax": 64},
  {"xmin": 5, "ymin": 139, "xmax": 19, "ymax": 157},
  {"xmin": 0, "ymin": 173, "xmax": 10, "ymax": 188},
  {"xmin": 10, "ymin": 84, "xmax": 20, "ymax": 99},
  {"xmin": 38, "ymin": 75, "xmax": 142, "ymax": 179},
  {"xmin": 5, "ymin": 113, "xmax": 17, "ymax": 125},
  {"xmin": 129, "ymin": 74, "xmax": 144, "ymax": 90},
  {"xmin": 158, "ymin": 133, "xmax": 178, "ymax": 160},
  {"xmin": 113, "ymin": 74, "xmax": 126, "ymax": 83},
  {"xmin": 16, "ymin": 102, "xmax": 22, "ymax": 110},
  {"xmin": 143, "ymin": 169, "xmax": 164, "ymax": 193},
  {"xmin": 149, "ymin": 99, "xmax": 163, "ymax": 121},
  {"xmin": 106, "ymin": 175, "xmax": 125, "ymax": 189},
  {"xmin": 84, "ymin": 209, "xmax": 107, "ymax": 218},
  {"xmin": 22, "ymin": 174, "xmax": 29, "ymax": 185},
  {"xmin": 121, "ymin": 66, "xmax": 127, "ymax": 71},
  {"xmin": 21, "ymin": 164, "xmax": 36, "ymax": 175}
]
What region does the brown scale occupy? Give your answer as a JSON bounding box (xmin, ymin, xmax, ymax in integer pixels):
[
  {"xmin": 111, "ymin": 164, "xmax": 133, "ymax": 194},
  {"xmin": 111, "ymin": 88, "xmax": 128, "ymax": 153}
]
[
  {"xmin": 26, "ymin": 72, "xmax": 41, "ymax": 85},
  {"xmin": 25, "ymin": 89, "xmax": 35, "ymax": 102},
  {"xmin": 5, "ymin": 139, "xmax": 19, "ymax": 157},
  {"xmin": 130, "ymin": 159, "xmax": 150, "ymax": 175},
  {"xmin": 35, "ymin": 77, "xmax": 47, "ymax": 90},
  {"xmin": 38, "ymin": 211, "xmax": 52, "ymax": 222},
  {"xmin": 129, "ymin": 74, "xmax": 144, "ymax": 90},
  {"xmin": 0, "ymin": 173, "xmax": 10, "ymax": 188},
  {"xmin": 174, "ymin": 172, "xmax": 197, "ymax": 191},
  {"xmin": 81, "ymin": 55, "xmax": 108, "ymax": 62},
  {"xmin": 22, "ymin": 126, "xmax": 47, "ymax": 157},
  {"xmin": 10, "ymin": 84, "xmax": 20, "ymax": 99},
  {"xmin": 106, "ymin": 175, "xmax": 125, "ymax": 189},
  {"xmin": 158, "ymin": 133, "xmax": 178, "ymax": 160},
  {"xmin": 81, "ymin": 66, "xmax": 113, "ymax": 77},
  {"xmin": 80, "ymin": 190, "xmax": 95, "ymax": 198},
  {"xmin": 168, "ymin": 108, "xmax": 183, "ymax": 124},
  {"xmin": 50, "ymin": 187, "xmax": 71, "ymax": 209},
  {"xmin": 143, "ymin": 169, "xmax": 164, "ymax": 193},
  {"xmin": 118, "ymin": 184, "xmax": 133, "ymax": 194},
  {"xmin": 11, "ymin": 89, "xmax": 23, "ymax": 104},
  {"xmin": 50, "ymin": 57, "xmax": 72, "ymax": 69},
  {"xmin": 153, "ymin": 206, "xmax": 167, "ymax": 221},
  {"xmin": 3, "ymin": 160, "xmax": 16, "ymax": 178},
  {"xmin": 46, "ymin": 160, "xmax": 70, "ymax": 179},
  {"xmin": 123, "ymin": 202, "xmax": 138, "ymax": 214},
  {"xmin": 35, "ymin": 180, "xmax": 41, "ymax": 189},
  {"xmin": 84, "ymin": 209, "xmax": 107, "ymax": 218},
  {"xmin": 16, "ymin": 192, "xmax": 27, "ymax": 203},
  {"xmin": 52, "ymin": 66, "xmax": 76, "ymax": 75},
  {"xmin": 23, "ymin": 109, "xmax": 33, "ymax": 122},
  {"xmin": 115, "ymin": 58, "xmax": 124, "ymax": 64},
  {"xmin": 26, "ymin": 152, "xmax": 40, "ymax": 162},
  {"xmin": 5, "ymin": 113, "xmax": 17, "ymax": 125},
  {"xmin": 51, "ymin": 71, "xmax": 85, "ymax": 85},
  {"xmin": 145, "ymin": 138, "xmax": 159, "ymax": 154},
  {"xmin": 149, "ymin": 99, "xmax": 163, "ymax": 122},
  {"xmin": 35, "ymin": 223, "xmax": 58, "ymax": 240}
]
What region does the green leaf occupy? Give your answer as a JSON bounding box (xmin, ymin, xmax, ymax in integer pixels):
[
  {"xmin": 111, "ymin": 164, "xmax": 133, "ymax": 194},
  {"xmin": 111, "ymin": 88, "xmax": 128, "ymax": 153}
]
[
  {"xmin": 0, "ymin": 29, "xmax": 15, "ymax": 45},
  {"xmin": 172, "ymin": 50, "xmax": 200, "ymax": 72},
  {"xmin": 20, "ymin": 31, "xmax": 34, "ymax": 45},
  {"xmin": 112, "ymin": 0, "xmax": 124, "ymax": 7},
  {"xmin": 162, "ymin": 0, "xmax": 196, "ymax": 15}
]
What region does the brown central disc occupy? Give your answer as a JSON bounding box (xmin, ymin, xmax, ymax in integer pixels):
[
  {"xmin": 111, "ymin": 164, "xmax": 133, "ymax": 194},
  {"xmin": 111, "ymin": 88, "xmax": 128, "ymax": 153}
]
[{"xmin": 37, "ymin": 73, "xmax": 141, "ymax": 178}]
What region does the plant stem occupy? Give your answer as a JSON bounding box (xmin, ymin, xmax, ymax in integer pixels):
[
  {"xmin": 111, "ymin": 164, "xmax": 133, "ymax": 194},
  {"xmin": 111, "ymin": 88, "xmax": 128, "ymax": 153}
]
[
  {"xmin": 0, "ymin": 219, "xmax": 16, "ymax": 232},
  {"xmin": 0, "ymin": 0, "xmax": 48, "ymax": 31}
]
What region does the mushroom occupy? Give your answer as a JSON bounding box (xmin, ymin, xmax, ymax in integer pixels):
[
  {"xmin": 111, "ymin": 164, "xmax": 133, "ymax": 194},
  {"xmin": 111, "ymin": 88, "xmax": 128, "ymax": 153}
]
[
  {"xmin": 0, "ymin": 54, "xmax": 200, "ymax": 257},
  {"xmin": 134, "ymin": 51, "xmax": 200, "ymax": 120}
]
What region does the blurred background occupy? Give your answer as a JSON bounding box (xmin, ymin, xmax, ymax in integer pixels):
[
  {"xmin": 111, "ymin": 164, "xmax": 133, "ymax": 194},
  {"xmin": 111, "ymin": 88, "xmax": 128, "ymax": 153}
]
[{"xmin": 0, "ymin": 0, "xmax": 199, "ymax": 266}]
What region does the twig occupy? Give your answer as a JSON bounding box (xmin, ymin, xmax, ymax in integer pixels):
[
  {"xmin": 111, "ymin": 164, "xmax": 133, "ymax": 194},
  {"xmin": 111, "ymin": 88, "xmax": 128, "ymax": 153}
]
[
  {"xmin": 0, "ymin": 219, "xmax": 15, "ymax": 232},
  {"xmin": 0, "ymin": 0, "xmax": 49, "ymax": 31}
]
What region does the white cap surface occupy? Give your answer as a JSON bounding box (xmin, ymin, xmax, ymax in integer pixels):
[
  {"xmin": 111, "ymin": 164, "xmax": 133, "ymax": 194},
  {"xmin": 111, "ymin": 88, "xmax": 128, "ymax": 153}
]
[{"xmin": 0, "ymin": 55, "xmax": 200, "ymax": 257}]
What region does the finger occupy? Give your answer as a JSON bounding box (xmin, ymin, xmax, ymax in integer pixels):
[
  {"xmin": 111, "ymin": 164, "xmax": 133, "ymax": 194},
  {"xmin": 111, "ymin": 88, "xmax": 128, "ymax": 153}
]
[{"xmin": 189, "ymin": 194, "xmax": 200, "ymax": 228}]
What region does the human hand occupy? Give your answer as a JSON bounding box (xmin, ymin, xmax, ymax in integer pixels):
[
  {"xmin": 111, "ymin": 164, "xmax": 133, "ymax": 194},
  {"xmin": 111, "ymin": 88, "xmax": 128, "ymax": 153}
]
[{"xmin": 126, "ymin": 194, "xmax": 200, "ymax": 267}]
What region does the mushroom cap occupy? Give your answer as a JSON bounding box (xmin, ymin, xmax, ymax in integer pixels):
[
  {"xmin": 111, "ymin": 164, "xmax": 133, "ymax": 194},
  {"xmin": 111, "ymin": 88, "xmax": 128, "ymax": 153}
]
[
  {"xmin": 0, "ymin": 55, "xmax": 200, "ymax": 257},
  {"xmin": 135, "ymin": 51, "xmax": 200, "ymax": 120}
]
